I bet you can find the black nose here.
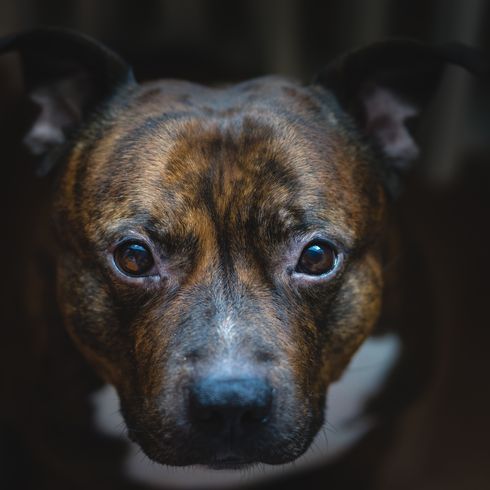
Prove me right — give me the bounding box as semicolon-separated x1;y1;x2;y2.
189;377;273;437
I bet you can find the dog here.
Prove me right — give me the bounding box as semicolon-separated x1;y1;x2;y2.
0;27;485;487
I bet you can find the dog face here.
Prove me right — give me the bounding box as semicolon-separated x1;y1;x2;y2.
53;77;385;466
3;28;481;468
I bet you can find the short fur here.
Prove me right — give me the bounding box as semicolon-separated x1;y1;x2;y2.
1;28;484;473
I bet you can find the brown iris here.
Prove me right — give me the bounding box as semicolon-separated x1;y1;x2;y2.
296;241;336;276
114;241;154;276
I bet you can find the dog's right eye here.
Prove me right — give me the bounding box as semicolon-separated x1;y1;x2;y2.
114;241;155;277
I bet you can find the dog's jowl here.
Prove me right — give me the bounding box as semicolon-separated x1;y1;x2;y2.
1;28;484;471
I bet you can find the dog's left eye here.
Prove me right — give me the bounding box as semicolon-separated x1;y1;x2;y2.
114;241;155;277
296;241;337;276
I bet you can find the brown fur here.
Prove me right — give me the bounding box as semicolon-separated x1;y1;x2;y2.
51;75;386;466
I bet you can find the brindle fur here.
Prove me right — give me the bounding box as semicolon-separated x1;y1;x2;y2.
52;76;385;465
5;29;481;474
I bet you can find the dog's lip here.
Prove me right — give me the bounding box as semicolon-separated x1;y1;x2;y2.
207;455;253;470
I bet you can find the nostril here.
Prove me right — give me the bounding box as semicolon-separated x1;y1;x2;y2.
189;377;273;436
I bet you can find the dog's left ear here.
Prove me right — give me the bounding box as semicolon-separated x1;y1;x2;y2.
314;40;487;194
0;27;135;175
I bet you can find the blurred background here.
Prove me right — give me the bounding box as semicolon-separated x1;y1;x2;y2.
0;1;488;490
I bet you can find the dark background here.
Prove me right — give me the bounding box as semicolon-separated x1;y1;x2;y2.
0;1;489;489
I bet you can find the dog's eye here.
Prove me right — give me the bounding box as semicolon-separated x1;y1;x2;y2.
296;241;337;276
114;241;155;276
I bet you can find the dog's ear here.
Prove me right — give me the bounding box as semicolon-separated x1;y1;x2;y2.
314;40;487;194
0;27;135;175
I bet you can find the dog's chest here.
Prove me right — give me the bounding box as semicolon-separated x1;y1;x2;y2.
91;333;400;488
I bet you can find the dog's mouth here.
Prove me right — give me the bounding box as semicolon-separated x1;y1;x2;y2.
118;379;323;468
125;415;315;469
118;366;323;468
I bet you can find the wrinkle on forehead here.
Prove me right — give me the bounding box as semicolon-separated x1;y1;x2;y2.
60;77;384;257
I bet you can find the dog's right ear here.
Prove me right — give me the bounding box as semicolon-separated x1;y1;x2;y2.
0;27;135;175
314;40;488;196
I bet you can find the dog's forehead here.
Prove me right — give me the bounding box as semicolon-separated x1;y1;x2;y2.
129;75;328;114
61;76;383;247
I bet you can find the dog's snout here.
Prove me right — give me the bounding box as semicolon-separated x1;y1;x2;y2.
189;377;273;437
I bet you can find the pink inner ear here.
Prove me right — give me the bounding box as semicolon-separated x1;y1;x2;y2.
23;74;90;155
361;85;420;169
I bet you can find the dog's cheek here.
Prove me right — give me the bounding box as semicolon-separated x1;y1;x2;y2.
56;255;137;392
276;252;383;457
323;252;384;381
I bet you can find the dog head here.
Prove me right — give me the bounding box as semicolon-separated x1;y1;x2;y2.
3;28;483;468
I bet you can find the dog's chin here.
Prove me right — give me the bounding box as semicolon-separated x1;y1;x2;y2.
205;456;256;470
156;453;302;469
124;402;322;469
203;448;307;469
131;431;311;469
138;445;303;469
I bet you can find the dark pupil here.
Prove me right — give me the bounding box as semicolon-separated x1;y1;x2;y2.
116;243;153;275
298;243;335;275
